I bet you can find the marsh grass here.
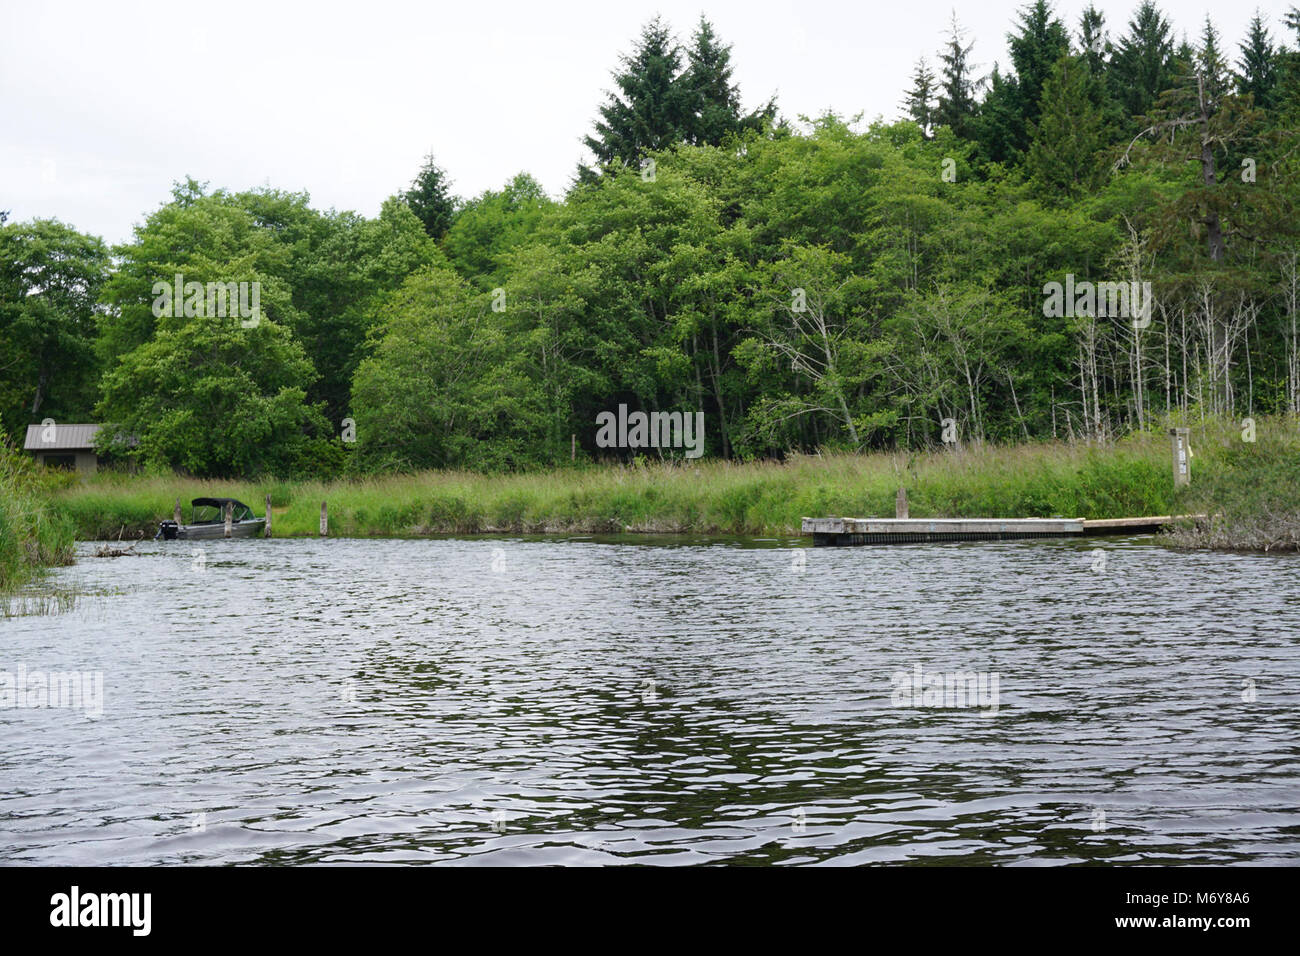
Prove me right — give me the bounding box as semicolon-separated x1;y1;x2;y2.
53;433;1186;539
0;440;76;589
1165;418;1300;552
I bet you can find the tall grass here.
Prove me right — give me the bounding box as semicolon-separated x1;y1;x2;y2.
1166;417;1300;551
0;440;75;588
53;433;1178;539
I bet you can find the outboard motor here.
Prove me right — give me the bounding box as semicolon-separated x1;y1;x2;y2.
157;519;179;540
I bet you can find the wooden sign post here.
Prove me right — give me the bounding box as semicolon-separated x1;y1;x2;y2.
1169;427;1191;486
320;501;328;537
174;498;183;525
896;487;909;519
224;501;233;538
265;494;273;538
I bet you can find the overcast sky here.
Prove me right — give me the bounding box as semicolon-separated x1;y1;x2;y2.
2;0;1292;245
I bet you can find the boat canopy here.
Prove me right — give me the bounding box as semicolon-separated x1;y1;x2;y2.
191;498;255;522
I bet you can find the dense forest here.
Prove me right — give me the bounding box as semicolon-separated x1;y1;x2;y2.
3;2;1299;477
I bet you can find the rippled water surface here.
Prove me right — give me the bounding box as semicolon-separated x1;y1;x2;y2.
3;535;1299;865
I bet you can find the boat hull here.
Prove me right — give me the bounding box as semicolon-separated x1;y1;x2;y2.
177;520;266;540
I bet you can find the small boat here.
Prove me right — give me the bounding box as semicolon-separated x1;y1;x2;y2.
157;498;266;540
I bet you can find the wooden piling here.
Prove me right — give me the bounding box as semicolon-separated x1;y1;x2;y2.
571;434;575;461
174;498;182;525
320;500;328;537
265;494;272;538
896;487;909;519
224;501;233;538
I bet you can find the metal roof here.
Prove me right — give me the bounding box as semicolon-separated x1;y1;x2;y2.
23;423;101;451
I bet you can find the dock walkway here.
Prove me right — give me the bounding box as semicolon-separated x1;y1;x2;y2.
802;515;1187;545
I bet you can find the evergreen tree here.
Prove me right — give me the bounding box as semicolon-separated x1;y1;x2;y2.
581;17;690;177
976;66;1021;164
1276;7;1300;115
680;17;775;147
1237;13;1278;109
935;12;980;139
403;153;456;239
1027;54;1105;198
1079;4;1109;72
1112;0;1176;119
1197;16;1231;104
978;0;1069;164
1007;1;1070;142
1076;5;1127;139
902;57;937;138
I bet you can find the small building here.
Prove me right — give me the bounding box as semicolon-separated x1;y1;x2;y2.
24;423;102;474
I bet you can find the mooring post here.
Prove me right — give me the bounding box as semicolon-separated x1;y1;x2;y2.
265;494;272;538
1169;427;1191;486
224;501;233;538
896;487;909;519
320;500;328;537
174;498;182;526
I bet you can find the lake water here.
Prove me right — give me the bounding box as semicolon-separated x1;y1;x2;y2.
2;535;1298;865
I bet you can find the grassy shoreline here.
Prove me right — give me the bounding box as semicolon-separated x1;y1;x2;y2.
32;418;1300;554
40;418;1300;554
53;435;1178;540
38;418;1300;551
0;442;75;589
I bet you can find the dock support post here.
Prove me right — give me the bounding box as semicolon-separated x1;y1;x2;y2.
224;501;233;538
320;500;328;537
896;487;909;519
174;498;182;525
1169;427;1191;486
265;494;272;538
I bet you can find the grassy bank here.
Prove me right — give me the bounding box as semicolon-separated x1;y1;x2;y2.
1164;424;1300;552
54;434;1181;540
0;441;75;588
18;417;1296;553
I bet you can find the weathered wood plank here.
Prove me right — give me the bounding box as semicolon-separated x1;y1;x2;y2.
802;513;1205;545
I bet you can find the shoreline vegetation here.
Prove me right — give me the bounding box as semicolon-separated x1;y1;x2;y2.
0;441;74;589
40;418;1300;552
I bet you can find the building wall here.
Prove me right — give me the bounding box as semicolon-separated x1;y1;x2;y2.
33;451;98;474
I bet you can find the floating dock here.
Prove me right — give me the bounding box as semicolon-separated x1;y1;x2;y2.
802;515;1187;545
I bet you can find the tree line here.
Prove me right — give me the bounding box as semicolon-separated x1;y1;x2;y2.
2;3;1298;477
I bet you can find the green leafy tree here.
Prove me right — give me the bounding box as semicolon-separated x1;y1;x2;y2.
443;173;553;289
96;311;331;477
97;181;297;368
0;219;109;438
290;196;438;424
350;265;546;470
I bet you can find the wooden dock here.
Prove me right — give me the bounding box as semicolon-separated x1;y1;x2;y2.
802;515;1190;545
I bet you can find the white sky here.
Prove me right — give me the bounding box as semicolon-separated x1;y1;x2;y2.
2;0;1292;245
